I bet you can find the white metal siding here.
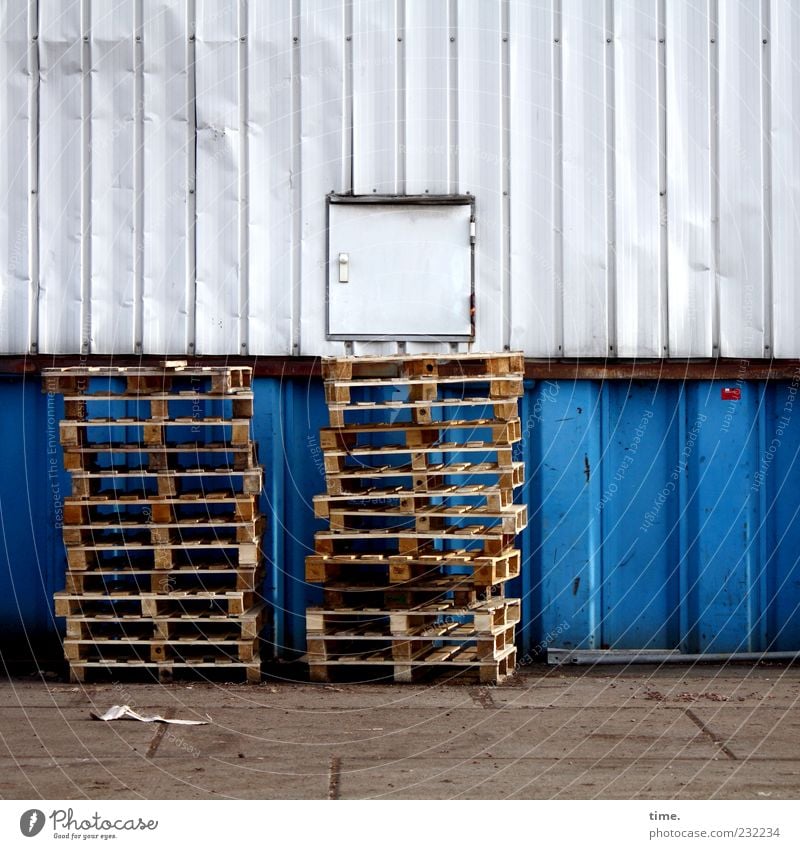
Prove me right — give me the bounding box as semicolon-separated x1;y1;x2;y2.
1;0;799;358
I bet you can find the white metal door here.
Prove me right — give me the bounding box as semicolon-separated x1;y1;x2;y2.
327;200;473;340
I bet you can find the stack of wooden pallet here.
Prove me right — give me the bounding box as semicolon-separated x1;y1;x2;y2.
44;364;266;683
305;352;526;683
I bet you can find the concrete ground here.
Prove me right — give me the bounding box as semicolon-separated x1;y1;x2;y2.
1;663;799;800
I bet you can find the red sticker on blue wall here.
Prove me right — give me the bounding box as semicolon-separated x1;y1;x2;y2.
721;387;741;401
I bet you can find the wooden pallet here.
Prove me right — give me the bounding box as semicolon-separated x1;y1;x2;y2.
64;635;261;663
314;528;518;558
317;583;485;610
43;364;252;396
328;399;520;427
66;658;262;684
64;539;263;571
64;603;268;640
319;418;521;448
313;484;517;511
308;620;515;662
322;352;524;381
61;396;254;423
62;515;264;544
305;548;521;587
325;503;528;532
322;448;516;476
69;467;262;498
324;461;524;496
63;493;260;524
307;645;517;684
307;598;521;634
62;442;259;472
64;564;264;594
55;589;257;618
60;418;252;448
325;376;523;405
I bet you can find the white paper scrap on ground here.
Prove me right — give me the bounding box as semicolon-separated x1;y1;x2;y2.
90;705;210;725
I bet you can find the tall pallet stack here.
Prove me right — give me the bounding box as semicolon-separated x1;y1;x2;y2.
44;364;266;683
305;352;526;684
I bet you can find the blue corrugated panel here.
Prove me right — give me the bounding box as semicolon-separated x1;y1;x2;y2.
1;375;799;659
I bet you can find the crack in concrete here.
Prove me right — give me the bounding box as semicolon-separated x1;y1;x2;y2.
685;708;737;760
328;755;342;799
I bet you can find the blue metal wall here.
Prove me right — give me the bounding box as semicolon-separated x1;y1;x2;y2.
2;375;799;659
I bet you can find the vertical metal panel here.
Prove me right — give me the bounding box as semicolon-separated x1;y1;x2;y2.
765;373;800;650
38;0;84;353
141;0;191;354
352;0;399;195
718;1;767;358
0;0;32;353
769;0;800;359
561;0;610;357
0;381;66;645
8;0;800;358
613;0;663;357
246;2;293;354
298;0;346;356
599;384;681;648
508;0;558;356
666;0;713;357
686;383;760;652
534;381;602;649
194;0;241;354
88;1;136;353
405;0;449;194
457;0;504;352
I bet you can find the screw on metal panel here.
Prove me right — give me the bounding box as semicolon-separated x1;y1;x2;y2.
293;36;299;43
606;37;612;43
189;35;195;41
554;38;559;43
659;37;664;43
397;36;402;41
83;35;89;41
31;35;37;41
763;39;768;44
450;36;455;42
346;35;351;41
240;36;246;42
502;36;508;42
136;35;142;42
710;38;715;43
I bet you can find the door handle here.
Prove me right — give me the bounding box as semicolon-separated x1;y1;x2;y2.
338;252;349;283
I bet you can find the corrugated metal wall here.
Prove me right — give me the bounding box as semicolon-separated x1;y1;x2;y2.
2;0;800;358
3;375;799;657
